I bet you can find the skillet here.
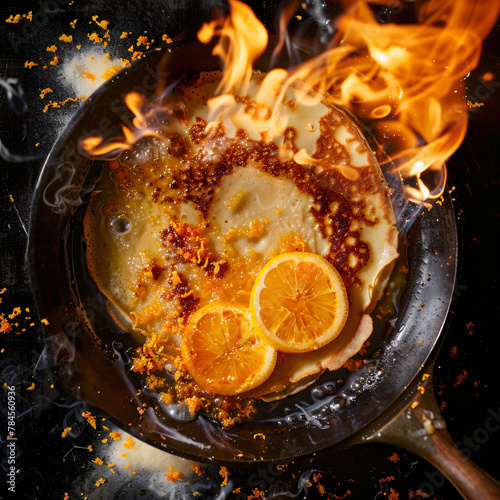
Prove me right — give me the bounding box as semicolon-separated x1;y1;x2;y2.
28;39;500;498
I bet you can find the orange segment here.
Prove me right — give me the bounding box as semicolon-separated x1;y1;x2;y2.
181;302;277;396
250;252;349;353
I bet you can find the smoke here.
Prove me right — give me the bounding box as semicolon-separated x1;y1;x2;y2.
0;78;43;164
41;160;96;214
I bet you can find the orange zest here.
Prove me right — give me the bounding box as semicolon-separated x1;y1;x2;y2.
181;302;277;395
250;252;349;353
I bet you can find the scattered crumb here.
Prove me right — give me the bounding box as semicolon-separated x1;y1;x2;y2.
61;427;72;438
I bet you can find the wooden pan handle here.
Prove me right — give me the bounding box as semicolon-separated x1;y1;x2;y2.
366;374;500;499
422;425;500;499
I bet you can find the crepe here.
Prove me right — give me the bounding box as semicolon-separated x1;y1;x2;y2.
83;71;398;400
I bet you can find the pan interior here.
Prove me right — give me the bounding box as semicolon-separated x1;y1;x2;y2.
29;41;457;464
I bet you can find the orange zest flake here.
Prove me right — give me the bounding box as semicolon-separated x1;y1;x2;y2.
95;477;106;487
344;358;364;371
131;51;144;61
159;392;173;405
70;19;77;28
191;465;205;476
46;45;57;52
388;452;400;463
50;56;59;66
40;88;53;99
63;492;69;500
120;31;129;39
26;382;35;390
5;14;21;23
165;467;183;482
123;436;135;449
88;32;103;43
8;307;21;319
388;488;399;500
219;466;230;487
92;457;103;465
162;34;173;43
92;15;110;30
24;61;38;69
101;66;120;80
467;100;485;108
101;438;108;443
42;96;88;113
59;34;73;42
87;445;93;451
109;431;121;441
454;369;468;387
83;70;96;82
380;476;396;483
312;473;326;495
1;315;12;334
61;426;71;438
136;36;154;48
82;411;97;429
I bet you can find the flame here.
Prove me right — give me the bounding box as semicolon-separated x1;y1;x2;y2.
81;0;499;203
198;0;268;95
81;92;167;159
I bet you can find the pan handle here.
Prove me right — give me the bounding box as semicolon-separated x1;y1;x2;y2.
366;374;500;499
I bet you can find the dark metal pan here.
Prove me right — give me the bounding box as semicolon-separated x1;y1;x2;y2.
28;39;500;498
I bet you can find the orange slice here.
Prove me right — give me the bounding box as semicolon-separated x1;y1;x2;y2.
181;302;277;396
250;252;349;353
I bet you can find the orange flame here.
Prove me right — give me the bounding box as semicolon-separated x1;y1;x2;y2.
82;0;499;203
81;92;166;159
196;0;498;202
198;0;268;95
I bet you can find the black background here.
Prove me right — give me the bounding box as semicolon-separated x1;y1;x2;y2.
1;1;499;499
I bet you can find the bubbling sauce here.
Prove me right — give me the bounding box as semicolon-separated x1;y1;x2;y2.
83;71;398;426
